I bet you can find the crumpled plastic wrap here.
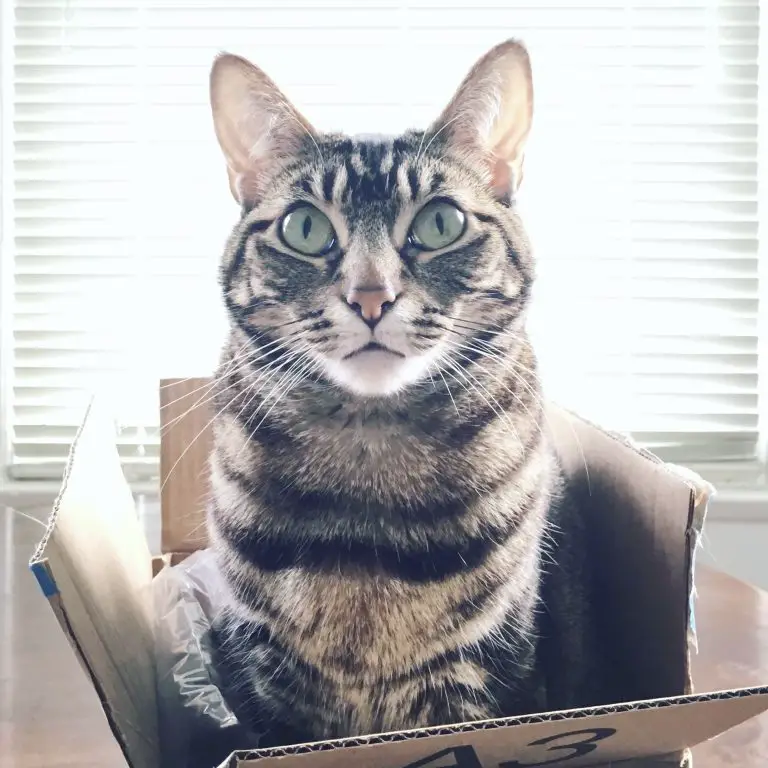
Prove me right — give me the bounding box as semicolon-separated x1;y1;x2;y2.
152;548;262;768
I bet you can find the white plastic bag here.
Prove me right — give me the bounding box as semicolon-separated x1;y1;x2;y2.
152;548;262;768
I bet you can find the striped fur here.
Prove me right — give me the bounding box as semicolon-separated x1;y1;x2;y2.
205;41;610;748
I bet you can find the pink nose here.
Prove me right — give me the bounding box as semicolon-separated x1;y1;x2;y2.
345;285;398;327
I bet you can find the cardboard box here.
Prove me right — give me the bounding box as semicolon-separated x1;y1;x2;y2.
29;378;768;768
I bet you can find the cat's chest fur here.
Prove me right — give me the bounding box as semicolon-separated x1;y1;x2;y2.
209;401;552;740
214;561;538;740
294;401;443;478
214;397;532;514
237;536;537;678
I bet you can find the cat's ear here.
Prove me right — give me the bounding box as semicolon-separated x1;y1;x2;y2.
209;53;316;205
429;39;533;199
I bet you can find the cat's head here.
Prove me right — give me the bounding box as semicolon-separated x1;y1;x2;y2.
209;40;535;398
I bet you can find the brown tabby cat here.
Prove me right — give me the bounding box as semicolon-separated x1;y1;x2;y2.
206;39;611;750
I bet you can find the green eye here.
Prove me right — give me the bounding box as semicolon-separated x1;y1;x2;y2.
409;200;466;251
280;205;336;256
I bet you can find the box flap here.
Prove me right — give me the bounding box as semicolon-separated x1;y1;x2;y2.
226;687;768;767
545;406;701;701
159;377;214;554
29;398;161;768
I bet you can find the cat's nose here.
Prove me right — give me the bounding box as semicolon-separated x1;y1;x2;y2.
344;284;398;328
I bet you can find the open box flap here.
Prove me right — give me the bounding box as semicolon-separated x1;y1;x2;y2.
544;404;705;702
223;687;768;767
29;398;161;768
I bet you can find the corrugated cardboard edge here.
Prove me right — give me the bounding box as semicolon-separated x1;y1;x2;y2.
225;756;690;768
29;397;161;768
28;397;91;567
224;753;694;767
222;688;768;767
668;463;715;661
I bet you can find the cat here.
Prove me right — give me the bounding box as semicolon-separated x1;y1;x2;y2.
205;39;612;749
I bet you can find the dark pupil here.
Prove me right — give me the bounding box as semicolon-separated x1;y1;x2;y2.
435;211;444;235
302;214;312;239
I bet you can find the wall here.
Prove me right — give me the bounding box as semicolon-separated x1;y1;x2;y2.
698;520;768;590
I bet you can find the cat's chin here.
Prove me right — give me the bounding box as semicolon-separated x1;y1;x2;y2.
323;351;431;397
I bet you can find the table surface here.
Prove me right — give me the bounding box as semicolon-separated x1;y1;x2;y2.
2;504;768;767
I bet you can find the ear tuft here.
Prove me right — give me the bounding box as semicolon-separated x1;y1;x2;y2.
429;39;534;199
209;52;315;205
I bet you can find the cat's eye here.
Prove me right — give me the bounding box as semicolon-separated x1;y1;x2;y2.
409;200;466;251
280;205;336;256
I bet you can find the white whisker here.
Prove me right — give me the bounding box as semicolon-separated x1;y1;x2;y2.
160;333;308;438
433;364;460;417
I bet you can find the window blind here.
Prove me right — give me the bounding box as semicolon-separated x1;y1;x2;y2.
4;0;762;483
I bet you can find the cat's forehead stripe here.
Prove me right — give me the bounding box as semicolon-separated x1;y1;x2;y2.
332;163;349;206
302;132;438;211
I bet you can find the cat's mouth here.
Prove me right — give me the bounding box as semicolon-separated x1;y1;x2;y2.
343;341;405;360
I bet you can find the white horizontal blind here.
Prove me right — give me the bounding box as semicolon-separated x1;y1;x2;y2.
5;0;762;482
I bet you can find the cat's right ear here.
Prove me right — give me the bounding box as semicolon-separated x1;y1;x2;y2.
428;40;534;200
209;53;315;206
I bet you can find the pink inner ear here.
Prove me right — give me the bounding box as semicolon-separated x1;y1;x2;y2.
226;97;310;205
233;167;267;207
426;41;533;201
210;52;318;206
489;155;514;198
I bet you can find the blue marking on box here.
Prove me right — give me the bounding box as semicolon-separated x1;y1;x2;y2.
30;561;59;598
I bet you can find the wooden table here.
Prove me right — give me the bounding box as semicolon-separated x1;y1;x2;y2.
1;505;767;767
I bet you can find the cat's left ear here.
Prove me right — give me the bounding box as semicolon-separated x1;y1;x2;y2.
209;52;316;206
429;39;533;199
